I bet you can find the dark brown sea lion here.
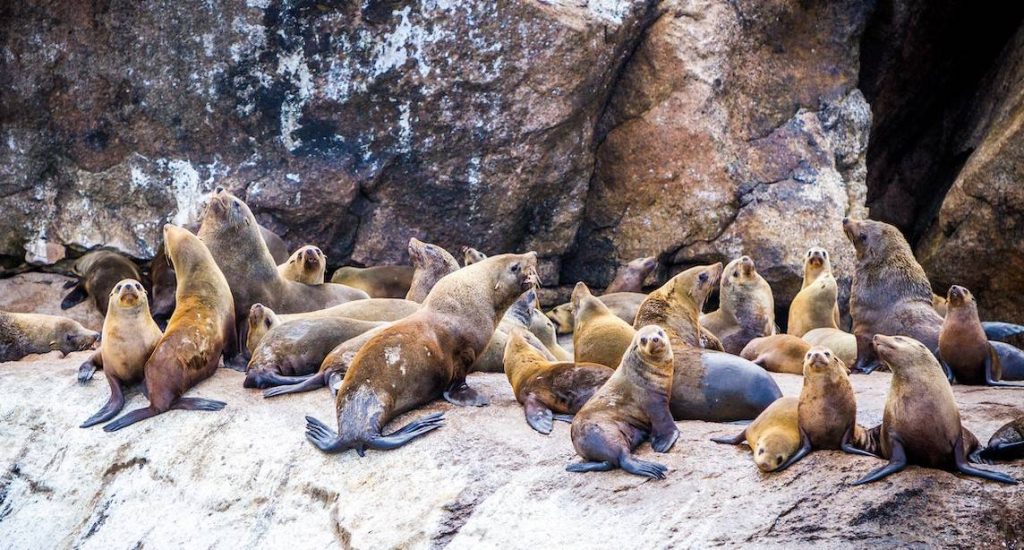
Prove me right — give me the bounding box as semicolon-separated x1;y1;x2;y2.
303;252;539;455
406;238;461;302
503;328;613;434
972;416;1024;462
787;247;840;337
330;265;414;299
102;224;235;432
61;250;141;317
605;256;657;294
851;334;1016;485
278;245;326;285
701;256;775;354
79;279;163;428
0;311;98;363
939;285;1024;387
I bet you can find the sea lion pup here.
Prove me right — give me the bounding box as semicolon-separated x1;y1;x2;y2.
634;263;782;422
0;311;98;363
503;328;613;434
330;265;414;299
701;256;775;354
740;334;810;375
277;245;326;285
851;334;1017;485
801;327;856;367
243;317;384;389
787;247;839;337
303;252;539;456
712;397;801;472
566;325;678;479
79;280;162;427
197;188;368;363
61;250;141;317
605;256;657;294
102;225;234;432
462;246;487;266
406;238;460;302
842;218;943;374
972;416;1024;462
572;283;636;369
939;285;1024;387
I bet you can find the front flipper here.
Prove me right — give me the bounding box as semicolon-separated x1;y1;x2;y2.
851;335;880;374
852;434;907;485
77;352;103;384
444;380;489;407
954;434;1018;484
985;344;1024;388
103;406;161;432
938;355;955;384
619;454;668;480
646;391;679;453
171;397;226;411
61;284;88;310
80;375;126;428
711;430;747;445
523;393;554;434
776;429;813;472
842;425;881;458
367;412;446;451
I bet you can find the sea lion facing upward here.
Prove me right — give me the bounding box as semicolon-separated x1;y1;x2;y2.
842;218;943;374
278;245;326;285
102;224;235;432
939;285;1024;387
304;253;539;456
572;283;636;369
740;334;810;375
605;256;657;294
470;288;557;373
0;311;98;363
567;325;678;479
701;256;775;355
787;247;840;337
852;334;1016;485
407;238;460;302
972;416;1024;462
800;328;857;368
61;250;141;317
330;265;414;299
462;246;487;266
528;306;572;361
79;280;163;428
546;292;646;335
503;328;613;434
634;263;782;422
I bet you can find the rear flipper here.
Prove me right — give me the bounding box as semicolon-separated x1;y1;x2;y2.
524;394;554;434
552;414;574;424
243;370;313;389
305;415;347;454
852;434;907;485
566;461;614;473
711;430;747;445
776;430;812;472
103;406;162;432
985;344;1024;388
983;321;1024;342
619;454;668;480
954;435;1018;484
366;412;446;451
80;375;126;428
263;373;325;398
443;380;489;407
938;357;955;384
77;352;102;384
171;397;226;411
61;284;88;310
981;441;1024;462
223;353;248;373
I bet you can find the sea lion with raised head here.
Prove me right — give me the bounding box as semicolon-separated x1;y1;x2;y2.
0;311;98;363
572;282;636;369
330;265;415;299
701;256;775;354
546;292;646;335
61;250;141;317
406;238;460;302
787;247;840;337
940;285;1024;386
278;245;326;285
462;246;487;266
470;288;557;373
605;256;657;294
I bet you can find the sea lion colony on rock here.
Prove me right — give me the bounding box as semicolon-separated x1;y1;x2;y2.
3;189;1024;485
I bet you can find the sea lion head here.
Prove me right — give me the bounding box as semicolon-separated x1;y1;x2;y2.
546;303;574;334
946;285;976;310
842;218;906;263
753;434;794;472
298;245;325;271
660;262;724;310
634;325;672;365
462;246;487;266
802;346;845;377
108;278;149;312
247;303;277;333
872;334;932;374
622;255;658;282
51;320;100;354
506;288;539;328
409;238;459;274
570;281;593;312
804;247;831;272
203;188;253;229
723;256;759;288
493;252;540;296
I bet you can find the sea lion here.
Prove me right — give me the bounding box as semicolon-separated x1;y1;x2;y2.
572;282;636;369
546;292;646;335
740;334;810;375
566;325;678;479
462;246;487;266
842;218;943;374
197;188;368;363
701;256;775;354
61;250;141;317
471;288;557;373
939;285;1024;386
277;245;326;285
787;247;840;337
529;307;572;361
102;224;235;432
303;252;539;456
243;317;384;389
503;328;613;434
0;311;98;363
992;341;1024;381
801;327;857;367
972;416;1024;462
330;265;414;299
932;293;948;317
605;256;657;294
634;263;782;422
851;334;1016;485
407;238;461;302
79;280;163;428
712;397;801;472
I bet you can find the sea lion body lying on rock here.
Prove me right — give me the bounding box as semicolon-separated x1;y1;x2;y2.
0;311;98;362
701;256;775;355
800;328;856;368
546;292;646;334
852;334;1016;485
303;253;539;456
503;329;613;434
572;283;636;369
740;334;810;375
939;285;1024;387
787;247;839;337
278;245;326;285
61;250;141;317
605;256;657;294
567;326;678;479
973;417;1024;462
634;263;782;422
714;397;801;472
330;265;414;299
102;224;234;432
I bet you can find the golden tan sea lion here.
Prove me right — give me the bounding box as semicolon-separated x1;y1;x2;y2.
787;247;839;337
701;256;775;354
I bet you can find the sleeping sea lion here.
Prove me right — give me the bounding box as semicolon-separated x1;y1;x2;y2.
330;265;415;299
0;311;98;363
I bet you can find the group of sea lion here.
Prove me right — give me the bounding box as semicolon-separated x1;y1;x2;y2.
2;189;1023;484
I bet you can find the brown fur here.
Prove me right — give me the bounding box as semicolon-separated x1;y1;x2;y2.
572;283;636;369
278;245;326;285
0;311;98;362
330;265;414;299
62;250;141;317
545;292;646;334
740;334;810;375
605;256;657;294
406;238;460;302
701;256;775;354
787;247;840;337
729;397;801;472
939;285;1005;385
799;347;864;449
471;288;556;373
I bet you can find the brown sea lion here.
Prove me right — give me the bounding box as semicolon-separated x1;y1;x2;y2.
740;334;810;375
278;245;326;285
330;265;414;299
572;283;636;369
701;256;775;355
972;416;1024;462
787;247;840;337
566;325;678;479
461;246;487;266
0;311;98;363
79;279;163;428
605;256;657;294
61;250;142;317
102;224;235;432
712;397;801;472
800;327;857;367
407;238;461;302
529;307;572;361
939;285;1024;387
634;263;782;422
851;334;1016;485
842;218;943;374
303;252;539;455
471;288;557;373
503;328;613;434
546;291;646;335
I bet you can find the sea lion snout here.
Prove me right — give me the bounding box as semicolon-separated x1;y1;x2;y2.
804;347;832;370
636;326;670;360
947;285;969;306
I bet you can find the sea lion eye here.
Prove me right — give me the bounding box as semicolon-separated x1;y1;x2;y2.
511;263;520;273
699;273;708;283
115;284;122;293
233;200;241;209
264;319;272;328
640;337;648;346
859;234;868;243
824;351;831;358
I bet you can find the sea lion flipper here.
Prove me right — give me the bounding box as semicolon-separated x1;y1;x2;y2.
523;394;554;434
647;393;680;453
80;376;126;429
368;412;446;451
304;415;347;453
171;397;226;411
619;455;668;480
841;425;880;458
852;435;907;485
443;380;490;407
938;356;955;384
953;434;1018;484
263;373;326;399
711;430;747;445
776;430;813;472
566;461;614;473
60;284;88;310
552;414;574;424
102;407;160;432
63;278;79;290
982;321;1024;342
77;352;102;384
984;344;1024;387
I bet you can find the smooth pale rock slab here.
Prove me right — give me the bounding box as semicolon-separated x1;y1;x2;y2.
1;353;1022;548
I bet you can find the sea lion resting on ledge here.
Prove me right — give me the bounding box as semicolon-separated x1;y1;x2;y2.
0;311;98;363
